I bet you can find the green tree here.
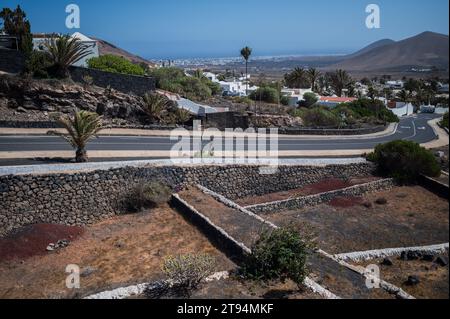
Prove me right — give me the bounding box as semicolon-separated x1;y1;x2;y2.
284;67;309;89
58;111;103;163
43;35;92;78
307;68;321;92
329;69;352;97
299;92;318;108
0;5;33;55
240;46;252;94
396;89;413;103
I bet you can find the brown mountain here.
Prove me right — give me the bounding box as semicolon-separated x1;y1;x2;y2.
91;37;157;68
331;31;449;72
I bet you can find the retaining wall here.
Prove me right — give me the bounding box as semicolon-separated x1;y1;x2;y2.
246;178;395;214
0;163;374;236
69;66;156;96
0;49;25;74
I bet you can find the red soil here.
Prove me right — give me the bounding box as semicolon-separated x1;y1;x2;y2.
0;224;84;262
328;196;364;208
299;178;353;196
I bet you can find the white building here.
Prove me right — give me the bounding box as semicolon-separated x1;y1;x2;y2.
32;32;99;67
281;88;314;107
387;102;414;117
385;80;404;89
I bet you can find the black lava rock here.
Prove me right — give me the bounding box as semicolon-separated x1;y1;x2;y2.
405;276;420;286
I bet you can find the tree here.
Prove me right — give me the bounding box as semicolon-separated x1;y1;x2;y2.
0;5;33;54
142;93;171;123
397;89;413;103
307;68;321;92
299;92;318;108
367;86;379;102
43;35;92;78
284;67;309;89
329;69;352;97
240;46;252;94
59;111;103;163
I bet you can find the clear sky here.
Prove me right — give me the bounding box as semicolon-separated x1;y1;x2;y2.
1;0;449;59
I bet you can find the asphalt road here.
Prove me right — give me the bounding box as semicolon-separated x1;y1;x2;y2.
0;114;440;154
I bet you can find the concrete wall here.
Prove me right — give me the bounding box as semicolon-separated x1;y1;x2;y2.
69;66;156;96
0;163;374;236
0;49;25;74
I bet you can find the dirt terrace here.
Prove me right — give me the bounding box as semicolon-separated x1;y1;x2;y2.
356;252;449;299
0;205;234;299
263;186;449;255
236;177;380;206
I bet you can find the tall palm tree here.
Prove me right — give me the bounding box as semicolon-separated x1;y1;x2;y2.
307;68;322;92
43;34;92;78
142;93;171;122
59;111;103;163
240;46;252;94
330;69;352;97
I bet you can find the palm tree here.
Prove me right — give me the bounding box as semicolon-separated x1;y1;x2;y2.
285;67;308;89
43;34;92;78
330;69;352;97
307;68;322;92
59;111;103;163
142;93;171;122
240;46;252;94
397;89;413;103
175;108;192;125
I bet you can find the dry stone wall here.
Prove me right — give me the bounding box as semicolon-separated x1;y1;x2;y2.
0;163;374;236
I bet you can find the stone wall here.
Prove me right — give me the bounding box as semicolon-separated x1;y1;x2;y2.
246;178;395;214
0;49;25;74
0;163;374;236
69;66;156;96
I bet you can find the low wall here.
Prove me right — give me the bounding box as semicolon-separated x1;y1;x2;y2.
278;125;387;136
0;163;374;236
69;66;156;96
246;178;395;214
0;49;25;74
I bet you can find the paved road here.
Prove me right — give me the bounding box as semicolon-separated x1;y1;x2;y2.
0;114;440;154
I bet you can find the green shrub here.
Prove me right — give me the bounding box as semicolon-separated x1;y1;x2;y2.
440;112;449;129
242;225;314;286
87;54;145;76
298;92;318;108
122;181;172;213
249;87;279;104
367;140;441;184
24;50;52;78
336;99;399;124
301;107;342;128
162;254;216;297
148;67;219;101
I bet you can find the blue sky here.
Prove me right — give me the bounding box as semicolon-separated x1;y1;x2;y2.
1;0;449;59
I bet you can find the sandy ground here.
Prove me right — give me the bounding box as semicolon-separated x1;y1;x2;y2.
263;186;449;255
356;253;449;299
0;205;234;299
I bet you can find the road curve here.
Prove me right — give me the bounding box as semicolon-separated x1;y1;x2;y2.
0;114;444;165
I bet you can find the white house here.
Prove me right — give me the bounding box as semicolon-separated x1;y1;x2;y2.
32;32;99;67
387;102;414;117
